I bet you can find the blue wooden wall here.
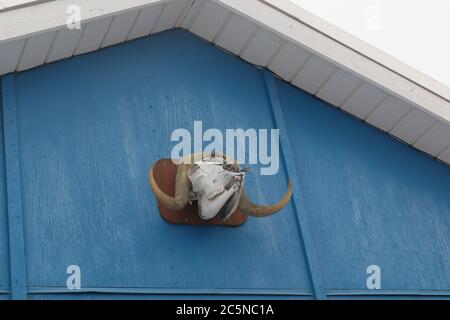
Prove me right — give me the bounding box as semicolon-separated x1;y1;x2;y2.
0;29;449;299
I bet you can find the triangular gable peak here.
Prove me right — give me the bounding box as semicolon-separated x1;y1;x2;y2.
0;0;449;166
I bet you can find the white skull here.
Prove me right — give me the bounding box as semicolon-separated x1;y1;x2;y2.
188;155;244;220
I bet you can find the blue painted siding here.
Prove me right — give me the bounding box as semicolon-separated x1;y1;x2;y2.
10;30;312;295
278;79;450;292
0;29;449;299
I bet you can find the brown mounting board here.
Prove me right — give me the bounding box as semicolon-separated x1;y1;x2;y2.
152;159;247;227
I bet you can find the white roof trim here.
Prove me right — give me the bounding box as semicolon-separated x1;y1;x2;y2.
0;0;164;41
260;0;450;103
0;0;449;166
219;0;450;123
0;0;52;13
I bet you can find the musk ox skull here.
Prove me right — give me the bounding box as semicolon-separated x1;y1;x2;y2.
148;153;292;220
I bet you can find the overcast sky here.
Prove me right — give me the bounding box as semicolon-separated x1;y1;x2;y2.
290;0;450;88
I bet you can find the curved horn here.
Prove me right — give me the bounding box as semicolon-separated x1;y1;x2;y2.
148;162;191;211
238;182;293;217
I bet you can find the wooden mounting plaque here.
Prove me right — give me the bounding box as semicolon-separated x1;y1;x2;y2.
152;159;247;227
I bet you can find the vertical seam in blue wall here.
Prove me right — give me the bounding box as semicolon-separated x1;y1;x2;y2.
262;70;326;300
1;74;27;300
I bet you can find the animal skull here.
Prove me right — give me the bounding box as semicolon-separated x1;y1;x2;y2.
148;153;292;221
188;155;244;220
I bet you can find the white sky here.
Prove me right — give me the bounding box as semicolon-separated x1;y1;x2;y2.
290;0;450;88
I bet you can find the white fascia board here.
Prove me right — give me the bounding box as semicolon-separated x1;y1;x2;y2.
0;1;52;13
260;0;450;103
0;0;167;42
216;0;450;125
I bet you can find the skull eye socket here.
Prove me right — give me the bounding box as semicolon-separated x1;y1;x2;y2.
190;164;200;175
224;178;236;191
218;196;235;220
